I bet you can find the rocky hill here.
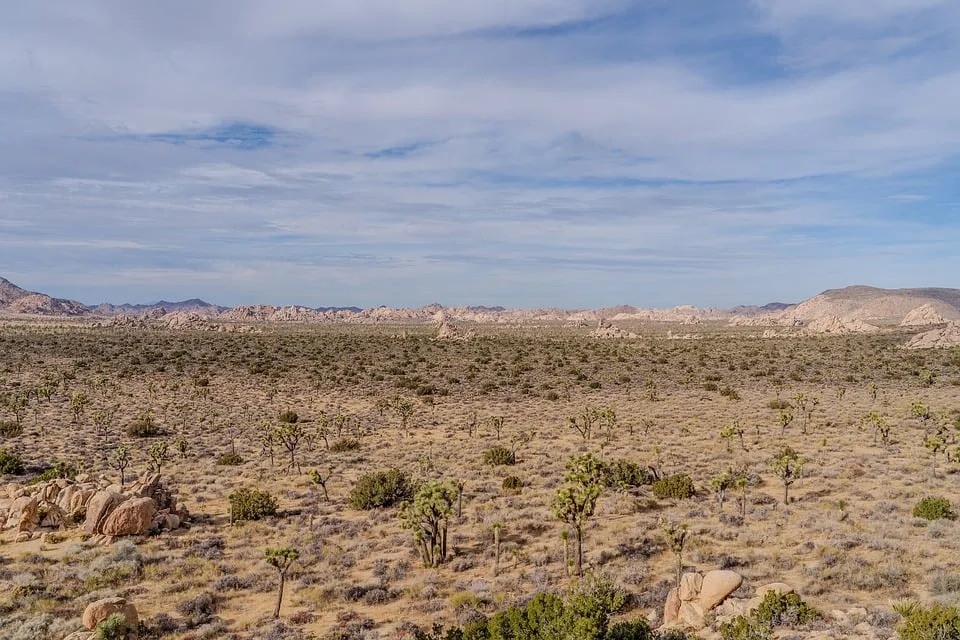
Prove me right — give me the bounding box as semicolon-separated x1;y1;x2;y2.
0;277;89;316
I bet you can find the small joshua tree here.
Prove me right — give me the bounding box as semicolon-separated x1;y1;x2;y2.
778;410;794;436
175;438;188;459
770;446;805;505
925;430;947;479
265;547;299;618
273;420;305;474
486;415;505;441
392;395;416;436
598;406;617;439
113;445;130;488
69;391;90;425
660;517;689;588
553;453;606;576
309;465;335;502
148;441;170;476
568;406;600;440
398;480;458;567
710;471;735;512
861;412;892;446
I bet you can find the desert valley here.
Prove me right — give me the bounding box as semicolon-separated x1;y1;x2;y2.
1;276;960;640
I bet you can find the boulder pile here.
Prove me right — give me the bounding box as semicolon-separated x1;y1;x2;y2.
1;472;188;543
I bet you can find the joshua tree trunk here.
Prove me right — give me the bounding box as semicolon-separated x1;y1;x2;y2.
574;526;583;577
675;552;683;588
273;572;286;618
493;526;501;576
783;482;789;505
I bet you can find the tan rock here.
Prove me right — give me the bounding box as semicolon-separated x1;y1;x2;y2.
679;601;706;628
9;495;38;529
700;570;743;610
82;491;125;534
164;514;181;530
754;582;794;599
40;503;67;528
663;588;681;626
82;597;138;634
5;483;24;500
678;572;703;601
57;485;79;511
101;497;156;536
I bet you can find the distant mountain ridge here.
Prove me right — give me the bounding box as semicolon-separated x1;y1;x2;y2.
3;276;959;328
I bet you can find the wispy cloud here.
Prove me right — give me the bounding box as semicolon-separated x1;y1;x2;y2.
0;1;958;307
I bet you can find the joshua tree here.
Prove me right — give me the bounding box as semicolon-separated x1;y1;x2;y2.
794;393;820;434
924;430;947;478
660;518;689;588
734;470;750;518
710;471;735;512
273;420;305;474
265;547;299;618
113;445;130;488
568;406;600;441
148;441;170;476
560;529;571;577
778;410;794;436
69;392;90;425
598;406;617;439
493;523;504;577
483;415;504;441
553;453;606;576
465;411;479;438
861;412;892;446
770;446;805;505
392;395;416;436
308;465;335;502
398;480;458;567
175;438;188;459
719;422;745;452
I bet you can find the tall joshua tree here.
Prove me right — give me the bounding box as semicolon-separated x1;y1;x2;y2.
553;453;605;576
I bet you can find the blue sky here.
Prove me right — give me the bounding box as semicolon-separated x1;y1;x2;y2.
1;0;959;309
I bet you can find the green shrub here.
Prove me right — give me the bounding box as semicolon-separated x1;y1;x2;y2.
278;410;299;424
914;496;957;521
483;446;516;466
28;460;77;485
501;476;523;494
751;590;819;627
126;411;164;437
0;449;25;475
331;438;361;452
348;469;417;510
216;452;244;466
606;619;656;639
895;602;960;640
718;615;772;640
0;420;23;438
652;474;695;500
96;613;134;640
606;459;653;489
228;487;278;523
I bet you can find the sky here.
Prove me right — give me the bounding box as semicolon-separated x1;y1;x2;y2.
1;0;959;309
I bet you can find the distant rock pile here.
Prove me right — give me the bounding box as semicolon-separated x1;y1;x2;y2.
95;310;257;333
591;319;638;339
801;316;879;335
904;321;960;349
2;472;188;543
900;303;948;327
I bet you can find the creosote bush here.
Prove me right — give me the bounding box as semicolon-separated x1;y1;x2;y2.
0;420;23;438
216;452;244;466
652;474;695;500
228;487;279;523
483;446;516;466
606;459;653;489
751;590;820;627
126;411;165;438
348;468;417;510
28;460;77;485
894;602;960;640
501;476;523;494
0;448;26;475
913;496;957;521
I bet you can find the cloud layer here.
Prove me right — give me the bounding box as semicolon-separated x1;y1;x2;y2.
1;1;958;307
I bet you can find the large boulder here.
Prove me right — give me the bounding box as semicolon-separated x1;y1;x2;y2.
82;597;138;635
678;601;705;628
101;497;156;536
83;491;125;534
700;570;743;611
663;588;680;626
9;495;38;531
678;572;703;601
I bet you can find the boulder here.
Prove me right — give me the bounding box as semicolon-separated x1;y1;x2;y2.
678;572;703;601
9;495;38;530
754;582;794;599
663;588;681;626
101;497;156;536
57;485;79;511
700;570;743;610
679;601;705;628
40;503;68;528
83;491;125;534
82;597;138;635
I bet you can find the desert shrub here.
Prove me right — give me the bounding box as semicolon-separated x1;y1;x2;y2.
96;613;133;640
766;399;791;410
501;476;523;494
720;386;741;400
913;496;957;521
652;474;695;500
278;410;299;424
348;469;416;510
0;449;25;475
606;619;656;639
228;487;278;522
0;420;23;438
216;452;243;466
718;615;772;640
176;592;219;628
126;412;164;438
331;438;361;452
751;590;819;627
483;446;516;466
895;602;960;640
28;460;77;485
606;460;653;489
